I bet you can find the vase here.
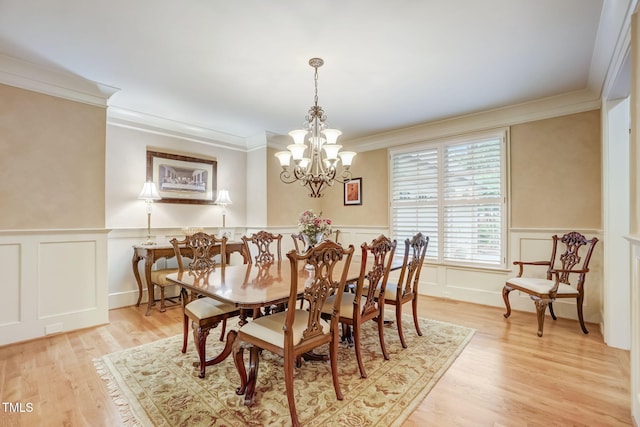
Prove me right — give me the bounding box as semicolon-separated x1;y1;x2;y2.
302;232;325;251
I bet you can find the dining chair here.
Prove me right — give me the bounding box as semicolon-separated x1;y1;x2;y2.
170;232;241;378
291;232;306;254
233;240;355;427
503;231;598;337
383;232;429;348
321;234;396;378
242;230;283;264
149;266;180;312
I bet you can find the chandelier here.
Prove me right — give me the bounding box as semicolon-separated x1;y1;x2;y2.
275;58;356;198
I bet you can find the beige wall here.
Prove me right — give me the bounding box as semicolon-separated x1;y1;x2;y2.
510;110;602;229
320;148;388;226
0;84;106;229
267;146;322;225
266;147;388;227
268;111;602;230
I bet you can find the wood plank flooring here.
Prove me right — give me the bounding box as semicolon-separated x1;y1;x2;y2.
0;296;632;426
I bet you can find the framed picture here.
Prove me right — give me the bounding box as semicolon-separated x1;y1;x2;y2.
344;177;362;205
146;150;217;204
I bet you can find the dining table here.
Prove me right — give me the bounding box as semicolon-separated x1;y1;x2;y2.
166;256;403;370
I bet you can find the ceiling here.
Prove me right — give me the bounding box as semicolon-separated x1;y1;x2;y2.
0;1;632;147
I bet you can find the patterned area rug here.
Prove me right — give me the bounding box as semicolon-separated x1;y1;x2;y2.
95;315;474;426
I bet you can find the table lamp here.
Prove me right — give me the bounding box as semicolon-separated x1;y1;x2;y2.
138;181;161;244
214;189;232;228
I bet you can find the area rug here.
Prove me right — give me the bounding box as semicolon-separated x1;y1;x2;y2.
95;315;474;426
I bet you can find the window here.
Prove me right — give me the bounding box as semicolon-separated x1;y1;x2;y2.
390;129;507;269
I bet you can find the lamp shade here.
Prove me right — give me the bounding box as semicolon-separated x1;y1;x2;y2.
322;129;342;144
275;151;292;167
339;151;357;167
214;189;232;206
288;129;308;145
138;181;161;201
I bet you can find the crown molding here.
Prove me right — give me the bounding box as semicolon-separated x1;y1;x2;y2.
346;89;601;152
107;106;247;151
0;53;118;107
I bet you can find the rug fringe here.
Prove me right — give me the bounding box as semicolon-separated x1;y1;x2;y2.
93;357;143;427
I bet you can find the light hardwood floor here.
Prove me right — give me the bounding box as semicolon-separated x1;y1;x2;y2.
0;296;632;427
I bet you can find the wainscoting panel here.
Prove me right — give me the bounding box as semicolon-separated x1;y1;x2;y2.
442;266;509;307
38;240;98;318
0;242;21;326
0;230;109;346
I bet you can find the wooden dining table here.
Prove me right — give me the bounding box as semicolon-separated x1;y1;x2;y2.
166;257;403;373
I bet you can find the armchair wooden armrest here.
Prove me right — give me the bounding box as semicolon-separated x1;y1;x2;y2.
512;260;551;277
549;267;590;275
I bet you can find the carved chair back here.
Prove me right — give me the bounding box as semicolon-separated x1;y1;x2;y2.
242;231;282;264
170;232;227;284
285;240;354;345
355;235;397;317
395;232;429;300
546;231;598;292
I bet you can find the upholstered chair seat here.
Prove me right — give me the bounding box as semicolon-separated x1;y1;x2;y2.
149;268;180;312
185;297;238;320
505;277;578;296
321;293;365;321
239;309;330;348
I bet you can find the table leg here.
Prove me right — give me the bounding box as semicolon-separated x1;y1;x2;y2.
244;344;260;405
132;252;143;307
203;329;237;368
144;255;155;316
233;334;248;396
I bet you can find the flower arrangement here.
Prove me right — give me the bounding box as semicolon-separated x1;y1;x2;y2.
298;210;332;246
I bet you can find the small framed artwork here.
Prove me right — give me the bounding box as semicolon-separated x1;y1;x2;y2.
147;150;217;204
344;177;362;206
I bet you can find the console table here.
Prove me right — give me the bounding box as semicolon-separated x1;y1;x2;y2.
132;241;246;316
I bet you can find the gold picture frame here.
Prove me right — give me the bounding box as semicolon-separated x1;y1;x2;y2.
146;150;217;204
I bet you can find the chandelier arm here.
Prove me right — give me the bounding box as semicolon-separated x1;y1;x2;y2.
279;169;299;184
333;169;353;184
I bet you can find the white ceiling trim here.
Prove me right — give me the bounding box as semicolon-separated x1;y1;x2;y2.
346;89;601;152
0;53;118;107
589;0;637;96
107;106;247;151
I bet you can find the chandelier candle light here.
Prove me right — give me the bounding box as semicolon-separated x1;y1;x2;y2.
138;181;161;245
275;58;356;198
